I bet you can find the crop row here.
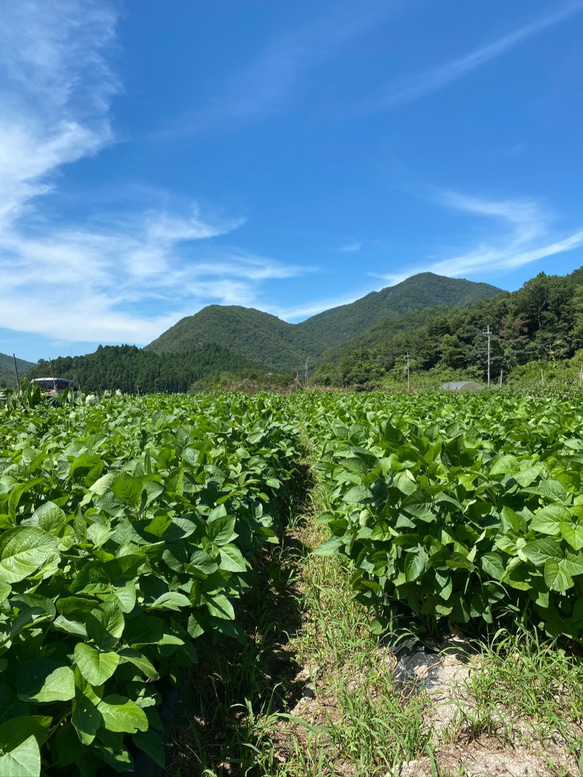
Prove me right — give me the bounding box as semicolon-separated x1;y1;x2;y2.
0;393;301;776
294;392;583;640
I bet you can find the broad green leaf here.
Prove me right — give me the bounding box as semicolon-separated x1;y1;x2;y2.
480;552;505;580
490;455;519;476
32;502;66;533
314;537;345;556
148;592;191;611
527;479;569;502
0;528;59;584
124;616;164;647
513;463;544;487
189;549;219;576
86;600;125;649
87;522;114;547
72;692;102;745
544;558;573;592
205;594;235;620
89;473;116;495
8;480;43;520
404;549;427;582
562;553;583;577
521;538;563;566
97;694;148;734
0;734;40;777
530;505;571;535
0;581;10;604
111;475;143;508
206;515;237;546
341;457;369;475
112;582;137;614
393;471;416;496
219;544;247;572
118;648;159;680
343;485;372;503
133;730;165;768
74;643;120;685
559;523;583;551
17;661;75;703
0;716;51;751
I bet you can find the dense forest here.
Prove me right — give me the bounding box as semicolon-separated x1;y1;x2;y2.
26;344;265;394
298;272;501;347
146;304;324;372
314;268;583;389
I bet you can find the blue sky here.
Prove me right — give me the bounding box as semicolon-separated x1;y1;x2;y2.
1;0;583;362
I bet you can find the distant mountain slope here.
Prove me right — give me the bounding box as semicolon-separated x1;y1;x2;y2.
145;275;503;373
297;273;503;347
146;305;324;373
317;305;451;367
0;352;35;388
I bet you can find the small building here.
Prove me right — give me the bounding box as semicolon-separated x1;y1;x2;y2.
441;380;483;392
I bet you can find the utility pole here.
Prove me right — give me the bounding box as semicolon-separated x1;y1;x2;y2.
405;353;410;393
304;357;309;386
12;354;20;395
484;325;491;389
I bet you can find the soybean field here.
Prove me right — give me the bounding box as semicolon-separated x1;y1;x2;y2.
1;390;583;776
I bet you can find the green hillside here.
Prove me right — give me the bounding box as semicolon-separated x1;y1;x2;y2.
0;352;36;388
145;275;502;373
298;272;503;347
146;305;324;373
314;267;583;389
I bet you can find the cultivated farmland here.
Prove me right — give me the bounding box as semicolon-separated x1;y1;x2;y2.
1;391;583;776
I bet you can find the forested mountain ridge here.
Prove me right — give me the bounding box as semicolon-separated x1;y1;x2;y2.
146;305;324;373
9;268;583;393
297;272;503;347
316;268;583;388
145;274;502;371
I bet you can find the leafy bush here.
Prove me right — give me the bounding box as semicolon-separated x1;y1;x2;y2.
298;392;583;640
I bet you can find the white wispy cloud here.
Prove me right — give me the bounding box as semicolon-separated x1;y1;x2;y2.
363;2;583;111
153;0;400;138
0;0;307;348
0;205;309;343
339;241;362;252
373;191;583;285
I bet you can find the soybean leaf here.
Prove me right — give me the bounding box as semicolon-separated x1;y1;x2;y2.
206;515;237;546
74;644;120;686
133;730;165;768
17;660;75;703
544;559;573;592
111;476;143;508
97;694;148;734
0;734;40;777
219;544;248;573
31;502;66;533
72;693;102;745
148;592;191;612
0;528;59;584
